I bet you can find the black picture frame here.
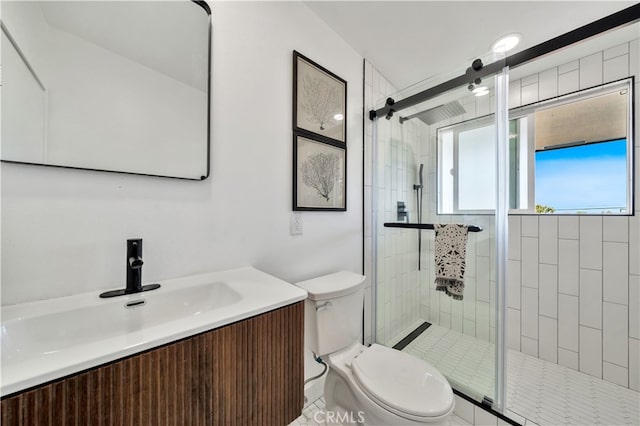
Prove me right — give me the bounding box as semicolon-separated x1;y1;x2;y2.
292;51;348;211
293;133;346;211
293;51;347;145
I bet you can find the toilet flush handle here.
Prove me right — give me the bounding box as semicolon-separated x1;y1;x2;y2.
316;301;332;312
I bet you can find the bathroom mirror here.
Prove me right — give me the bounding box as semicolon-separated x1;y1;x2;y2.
1;0;211;180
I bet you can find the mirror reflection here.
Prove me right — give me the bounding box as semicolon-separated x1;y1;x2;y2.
1;0;210;180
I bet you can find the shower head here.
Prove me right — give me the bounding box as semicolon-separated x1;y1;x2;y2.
399;100;466;125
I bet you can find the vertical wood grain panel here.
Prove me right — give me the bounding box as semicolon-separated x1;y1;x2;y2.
160;347;167;426
211;328;221;425
51;381;65;426
112;361;123;426
77;374;89;426
0;302;303;426
1;393;21;425
66;375;78;426
121;357;131;426
167;345;176;426
23;391;36;426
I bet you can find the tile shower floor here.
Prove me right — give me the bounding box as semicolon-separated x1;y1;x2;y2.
289;397;472;425
403;324;640;426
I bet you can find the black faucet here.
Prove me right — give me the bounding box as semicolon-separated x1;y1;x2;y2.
99;239;161;298
126;239;144;293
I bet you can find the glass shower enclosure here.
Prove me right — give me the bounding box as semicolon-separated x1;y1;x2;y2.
369;58;509;411
366;7;640;424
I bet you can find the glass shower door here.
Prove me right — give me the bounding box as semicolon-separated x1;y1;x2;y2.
370;62;509;410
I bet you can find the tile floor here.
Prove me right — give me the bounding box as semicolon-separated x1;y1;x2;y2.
289;397;473;425
403;324;640;426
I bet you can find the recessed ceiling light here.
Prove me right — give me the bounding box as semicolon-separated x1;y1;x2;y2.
472;86;488;94
475;89;490;97
334;113;344;121
491;34;521;53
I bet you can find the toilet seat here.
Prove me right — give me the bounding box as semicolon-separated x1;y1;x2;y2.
351;344;454;421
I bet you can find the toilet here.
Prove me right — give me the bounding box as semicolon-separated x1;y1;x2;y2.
296;271;455;425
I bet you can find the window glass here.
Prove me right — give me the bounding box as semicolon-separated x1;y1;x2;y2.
458;124;495;210
535;139;628;214
437;79;632;215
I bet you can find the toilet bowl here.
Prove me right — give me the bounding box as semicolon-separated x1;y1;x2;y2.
296;272;454;425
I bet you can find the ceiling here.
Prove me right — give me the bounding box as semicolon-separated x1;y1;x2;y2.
305;1;637;91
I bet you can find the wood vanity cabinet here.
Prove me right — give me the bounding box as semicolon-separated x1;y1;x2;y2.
1;302;304;426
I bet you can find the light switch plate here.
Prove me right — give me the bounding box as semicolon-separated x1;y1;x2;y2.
290;213;303;235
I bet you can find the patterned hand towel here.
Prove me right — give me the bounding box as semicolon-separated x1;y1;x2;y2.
434;224;469;300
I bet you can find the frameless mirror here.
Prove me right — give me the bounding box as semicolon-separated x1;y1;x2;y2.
1;0;211;180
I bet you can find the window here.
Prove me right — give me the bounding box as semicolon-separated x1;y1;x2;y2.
438;117;530;213
437;78;633;215
439;119;498;213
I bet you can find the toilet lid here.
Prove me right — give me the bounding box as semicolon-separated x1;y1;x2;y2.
351;344;454;419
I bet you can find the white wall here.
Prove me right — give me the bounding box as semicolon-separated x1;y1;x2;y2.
1;1;364;386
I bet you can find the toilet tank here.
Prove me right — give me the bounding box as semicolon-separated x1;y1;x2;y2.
295;271;366;356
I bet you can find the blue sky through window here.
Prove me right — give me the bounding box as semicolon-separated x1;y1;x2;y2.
535;139;627;213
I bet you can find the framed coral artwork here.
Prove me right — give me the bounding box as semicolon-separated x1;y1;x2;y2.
292;51;347;211
293;51;346;144
293;135;346;211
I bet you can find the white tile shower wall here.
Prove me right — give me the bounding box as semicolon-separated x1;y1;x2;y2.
506;39;640;390
1;1;364;386
364;60;428;346
415;107;499;344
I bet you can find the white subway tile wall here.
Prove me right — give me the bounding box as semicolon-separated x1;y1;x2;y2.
538;316;558;363
364;61;428;345
558;294;579;353
505;41;639;388
579;326;603;378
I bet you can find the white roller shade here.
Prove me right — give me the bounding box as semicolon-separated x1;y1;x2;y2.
535;89;628;150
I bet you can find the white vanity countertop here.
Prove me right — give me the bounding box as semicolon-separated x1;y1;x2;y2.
0;266;307;396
